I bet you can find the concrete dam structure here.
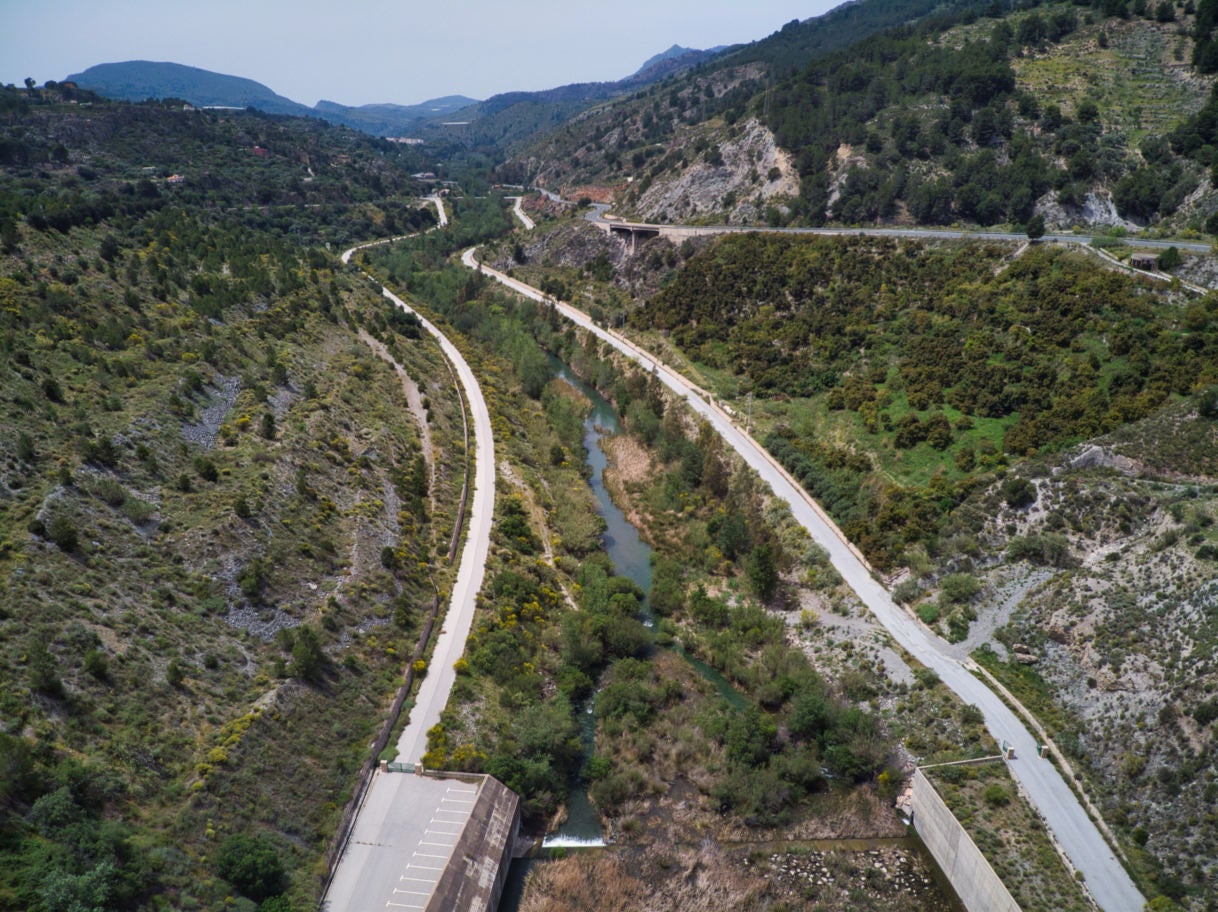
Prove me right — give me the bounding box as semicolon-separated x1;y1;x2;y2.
906;769;1021;912
323;771;519;912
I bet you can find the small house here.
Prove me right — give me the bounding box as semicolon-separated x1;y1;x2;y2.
1130;253;1158;270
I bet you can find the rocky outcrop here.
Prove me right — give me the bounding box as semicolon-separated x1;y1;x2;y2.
632;119;799;224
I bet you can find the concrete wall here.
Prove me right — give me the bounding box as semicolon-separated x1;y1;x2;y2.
425;775;520;912
909;769;1021;912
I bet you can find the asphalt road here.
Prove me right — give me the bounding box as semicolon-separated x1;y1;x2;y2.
325;237;495;911
324;774;474;912
379;280;495;765
339;196;448;266
583;203;1213;252
507;195;535;231
462;247;1145;912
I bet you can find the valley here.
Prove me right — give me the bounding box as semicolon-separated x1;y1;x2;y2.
4;1;1218;910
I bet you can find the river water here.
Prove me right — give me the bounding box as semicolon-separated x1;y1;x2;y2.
544;364;647;846
498;362;641;907
498;360;962;912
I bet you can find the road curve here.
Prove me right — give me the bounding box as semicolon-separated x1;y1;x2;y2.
340;196;448;266
462;247;1144;912
324;241;496;910
507;196;535;231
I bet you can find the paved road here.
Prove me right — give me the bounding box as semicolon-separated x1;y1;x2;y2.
380;280;495;766
462;247;1145;912
325;775;475;912
507;196;534;231
326;235;495;911
583;203;1213;253
340;196;448;266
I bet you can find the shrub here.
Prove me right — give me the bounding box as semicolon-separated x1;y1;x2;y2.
916;602;940;624
1194;698;1218;727
215;833;285;902
291;626;325;683
1007;533;1072;567
1199;386;1218;419
83;649;109;681
48;515;78;552
983;783;1011;806
193;456;218;482
939;573;980;605
1001;476;1036;509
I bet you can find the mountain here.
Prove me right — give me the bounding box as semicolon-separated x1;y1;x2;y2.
66;60;315;116
312;95;477;135
406;44;735;154
633;44;707;74
630;43;729;80
65;61;477;137
515;0;1217;234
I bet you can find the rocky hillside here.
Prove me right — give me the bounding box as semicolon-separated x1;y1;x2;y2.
511;1;1218;235
0;88;460;911
944;407;1218;905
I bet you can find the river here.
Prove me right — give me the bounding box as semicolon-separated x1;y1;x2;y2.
498;359;962;912
545;363;649;846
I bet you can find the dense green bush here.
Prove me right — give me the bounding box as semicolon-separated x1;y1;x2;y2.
215;834;285;902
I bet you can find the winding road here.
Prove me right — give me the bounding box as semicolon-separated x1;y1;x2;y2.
325;205;495;912
507;195;535;231
462;245;1145;912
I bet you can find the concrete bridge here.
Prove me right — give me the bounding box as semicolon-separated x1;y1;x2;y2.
593;213;737;251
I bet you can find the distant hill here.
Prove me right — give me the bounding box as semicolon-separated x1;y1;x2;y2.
416;44;731;152
65;61;477;136
630;44;729;80
66;60;314;116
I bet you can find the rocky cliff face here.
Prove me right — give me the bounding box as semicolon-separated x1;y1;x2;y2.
628;118;799;224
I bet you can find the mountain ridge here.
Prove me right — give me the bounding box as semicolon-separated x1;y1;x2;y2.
65;60;478;136
63;46;725;141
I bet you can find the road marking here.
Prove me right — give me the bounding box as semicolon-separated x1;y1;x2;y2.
413;852;448;860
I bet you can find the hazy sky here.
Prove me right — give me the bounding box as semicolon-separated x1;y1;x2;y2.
3;0;843;107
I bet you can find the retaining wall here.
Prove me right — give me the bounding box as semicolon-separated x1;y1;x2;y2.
425;775;520;912
909;769;1021;912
